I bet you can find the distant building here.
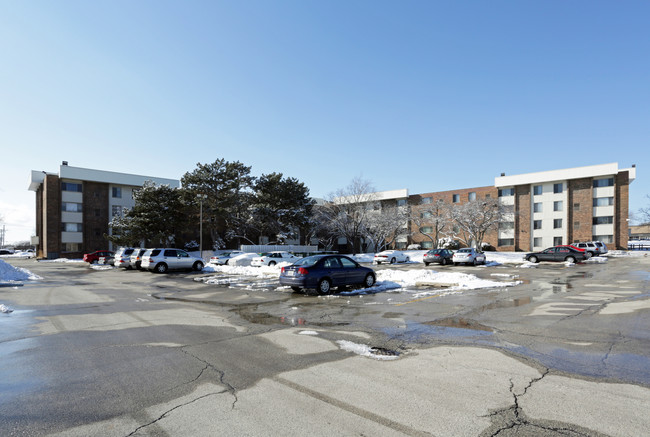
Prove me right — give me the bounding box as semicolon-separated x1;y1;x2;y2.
29;162;179;259
344;163;635;252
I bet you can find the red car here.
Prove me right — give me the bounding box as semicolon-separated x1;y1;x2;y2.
83;250;114;264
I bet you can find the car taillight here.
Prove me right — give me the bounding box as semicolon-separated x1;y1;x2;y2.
298;267;308;275
281;267;285;273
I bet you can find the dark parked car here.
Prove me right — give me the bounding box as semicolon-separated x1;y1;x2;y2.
525;246;588;264
83;250;114;264
279;254;376;294
423;249;454;266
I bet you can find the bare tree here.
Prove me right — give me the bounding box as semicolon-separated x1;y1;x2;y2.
364;205;410;252
410;199;450;249
447;198;506;249
639;195;650;225
323;177;377;253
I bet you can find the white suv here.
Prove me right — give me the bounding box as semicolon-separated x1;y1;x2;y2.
114;247;136;269
575;241;608;256
251;251;298;267
141;248;204;273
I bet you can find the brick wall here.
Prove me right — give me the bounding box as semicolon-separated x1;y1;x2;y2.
615;171;630;250
567;178;593;244
514;185;530;252
83;181;110;253
44;175;61;258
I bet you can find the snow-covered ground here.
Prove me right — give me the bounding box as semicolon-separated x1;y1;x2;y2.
0;251;36;260
0;259;41;283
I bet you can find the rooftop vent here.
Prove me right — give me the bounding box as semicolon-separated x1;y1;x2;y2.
500;172;505;176
62;161;68;166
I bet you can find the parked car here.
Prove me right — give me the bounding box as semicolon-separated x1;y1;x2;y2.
209;250;246;265
525;246;588;264
129;248;148;270
574;242;602;257
593;241;609;255
141;248;204;273
114;247;136;269
452;248;486;266
0;249;14;256
423;248;454;266
373;250;410;265
251;251;298;267
279;254;376;294
83;250;114;264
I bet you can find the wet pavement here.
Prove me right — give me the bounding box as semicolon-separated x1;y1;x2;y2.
1;255;649;435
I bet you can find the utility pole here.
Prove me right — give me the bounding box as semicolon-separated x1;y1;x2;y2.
197;194;208;259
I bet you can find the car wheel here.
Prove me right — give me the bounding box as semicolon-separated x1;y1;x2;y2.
364;273;376;288
405;256;410;262
193;261;204;271
317;278;331;294
473;259;479;266
424;262;430;266
155;263;168;273
291;286;301;292
225;259;229;265
390;257;396;264
268;261;276;266
528;256;538;263
565;256;576;263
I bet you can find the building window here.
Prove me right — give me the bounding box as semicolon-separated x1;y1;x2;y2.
533;220;542;230
421;241;433;249
553;236;563;246
533;185;543;195
452;194;460;203
533;202;542;213
498;238;514;246
554;201;563;212
593;235;613;243
573;203;580;210
553;183;563;194
61;182;82;192
485;194;491;198
499;221;514;230
420;226;433;234
420;197;432;205
62;243;81;252
61;223;83;232
397;199;407;207
593;216;613;225
468;192;476;201
112;187;122;198
593;178;614;188
553;219;563;229
593;197;614;207
62;202;83;212
421;211;432;219
112;205;123;217
574;221;581;230
498;188;514;197
502;204;515;213
533;237;542;247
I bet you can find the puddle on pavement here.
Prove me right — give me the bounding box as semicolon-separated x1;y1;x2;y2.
423;317;493;332
479;296;532;310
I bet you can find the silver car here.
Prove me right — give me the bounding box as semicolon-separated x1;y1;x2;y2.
141;248;204;273
114;247;136;269
452;248;486;266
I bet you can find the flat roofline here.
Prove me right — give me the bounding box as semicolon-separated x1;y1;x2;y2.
59;165;180;187
494;163;630;187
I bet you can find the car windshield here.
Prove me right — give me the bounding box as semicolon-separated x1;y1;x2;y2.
291;255;324;267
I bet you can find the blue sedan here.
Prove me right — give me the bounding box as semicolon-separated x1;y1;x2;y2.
279;254;376;294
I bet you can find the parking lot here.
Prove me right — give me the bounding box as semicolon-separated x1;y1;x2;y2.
1;254;650;436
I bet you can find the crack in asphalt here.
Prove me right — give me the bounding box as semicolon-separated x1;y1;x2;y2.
180;348;239;410
124;391;223;437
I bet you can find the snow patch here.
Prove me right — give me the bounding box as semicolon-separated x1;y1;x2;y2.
336;340;400;360
0;259;42;283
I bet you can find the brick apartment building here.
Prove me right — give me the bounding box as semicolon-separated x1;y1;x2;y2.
376;163;635;251
29;163;179;259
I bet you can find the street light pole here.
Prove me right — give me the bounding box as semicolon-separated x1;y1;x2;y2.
197;194;207;259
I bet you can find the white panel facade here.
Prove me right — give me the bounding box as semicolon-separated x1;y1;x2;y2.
61;232;83;243
61;191;83;203
531;181;567;248
61;212;83;223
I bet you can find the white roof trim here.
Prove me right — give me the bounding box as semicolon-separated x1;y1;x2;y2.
495;163;623;187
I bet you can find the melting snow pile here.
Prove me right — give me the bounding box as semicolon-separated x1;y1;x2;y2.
0;259;41;283
336;340;400;360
